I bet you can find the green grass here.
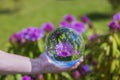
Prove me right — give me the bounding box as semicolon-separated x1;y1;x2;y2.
0;0;112;50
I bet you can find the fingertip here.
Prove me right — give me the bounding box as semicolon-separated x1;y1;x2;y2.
71;62;80;69
79;57;84;62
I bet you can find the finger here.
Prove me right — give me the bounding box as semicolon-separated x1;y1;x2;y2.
71;57;84;69
71;61;80;69
50;57;84;72
79;56;84;63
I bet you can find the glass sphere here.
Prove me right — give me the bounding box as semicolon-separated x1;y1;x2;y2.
45;27;84;67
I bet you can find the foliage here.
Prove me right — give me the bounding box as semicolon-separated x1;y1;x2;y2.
0;0;21;11
79;31;120;80
72;13;120;80
107;0;120;13
108;0;120;10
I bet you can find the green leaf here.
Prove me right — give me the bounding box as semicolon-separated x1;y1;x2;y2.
117;50;120;57
29;52;33;58
16;74;22;80
113;33;120;47
47;73;52;80
38;39;44;53
115;49;120;58
111;60;116;73
106;46;110;56
54;74;58;80
61;72;73;80
113;76;119;80
100;42;107;49
118;69;120;74
98;53;104;64
115;59;119;68
112;37;117;57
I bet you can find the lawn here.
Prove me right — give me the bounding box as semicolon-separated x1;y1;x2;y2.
0;0;112;50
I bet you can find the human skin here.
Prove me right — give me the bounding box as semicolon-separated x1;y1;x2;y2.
0;50;83;74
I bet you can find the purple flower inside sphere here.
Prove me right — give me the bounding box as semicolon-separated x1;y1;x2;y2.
46;28;84;66
55;42;73;57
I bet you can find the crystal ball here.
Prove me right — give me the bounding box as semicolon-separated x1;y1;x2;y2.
45;27;84;67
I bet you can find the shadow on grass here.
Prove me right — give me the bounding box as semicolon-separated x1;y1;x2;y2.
0;8;20;14
86;12;112;21
0;9;13;14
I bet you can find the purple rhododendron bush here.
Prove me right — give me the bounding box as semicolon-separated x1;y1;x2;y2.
6;13;120;80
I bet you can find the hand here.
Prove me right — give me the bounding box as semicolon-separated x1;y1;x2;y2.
30;53;83;74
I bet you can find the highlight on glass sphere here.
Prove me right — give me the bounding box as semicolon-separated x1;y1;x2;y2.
45;27;85;67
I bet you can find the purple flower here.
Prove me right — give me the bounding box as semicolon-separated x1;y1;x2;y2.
71;21;86;34
88;34;98;41
73;70;81;80
41;22;54;32
9;33;19;44
88;22;94;29
108;21;120;31
81;15;90;23
63;14;76;22
75;50;80;55
22;75;31;80
92;60;97;66
80;64;91;75
18;27;44;42
59;20;71;28
32;28;44;41
113;12;120;21
86;54;92;60
55;42;73;57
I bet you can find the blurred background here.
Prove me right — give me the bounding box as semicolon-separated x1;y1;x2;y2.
0;0;116;50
